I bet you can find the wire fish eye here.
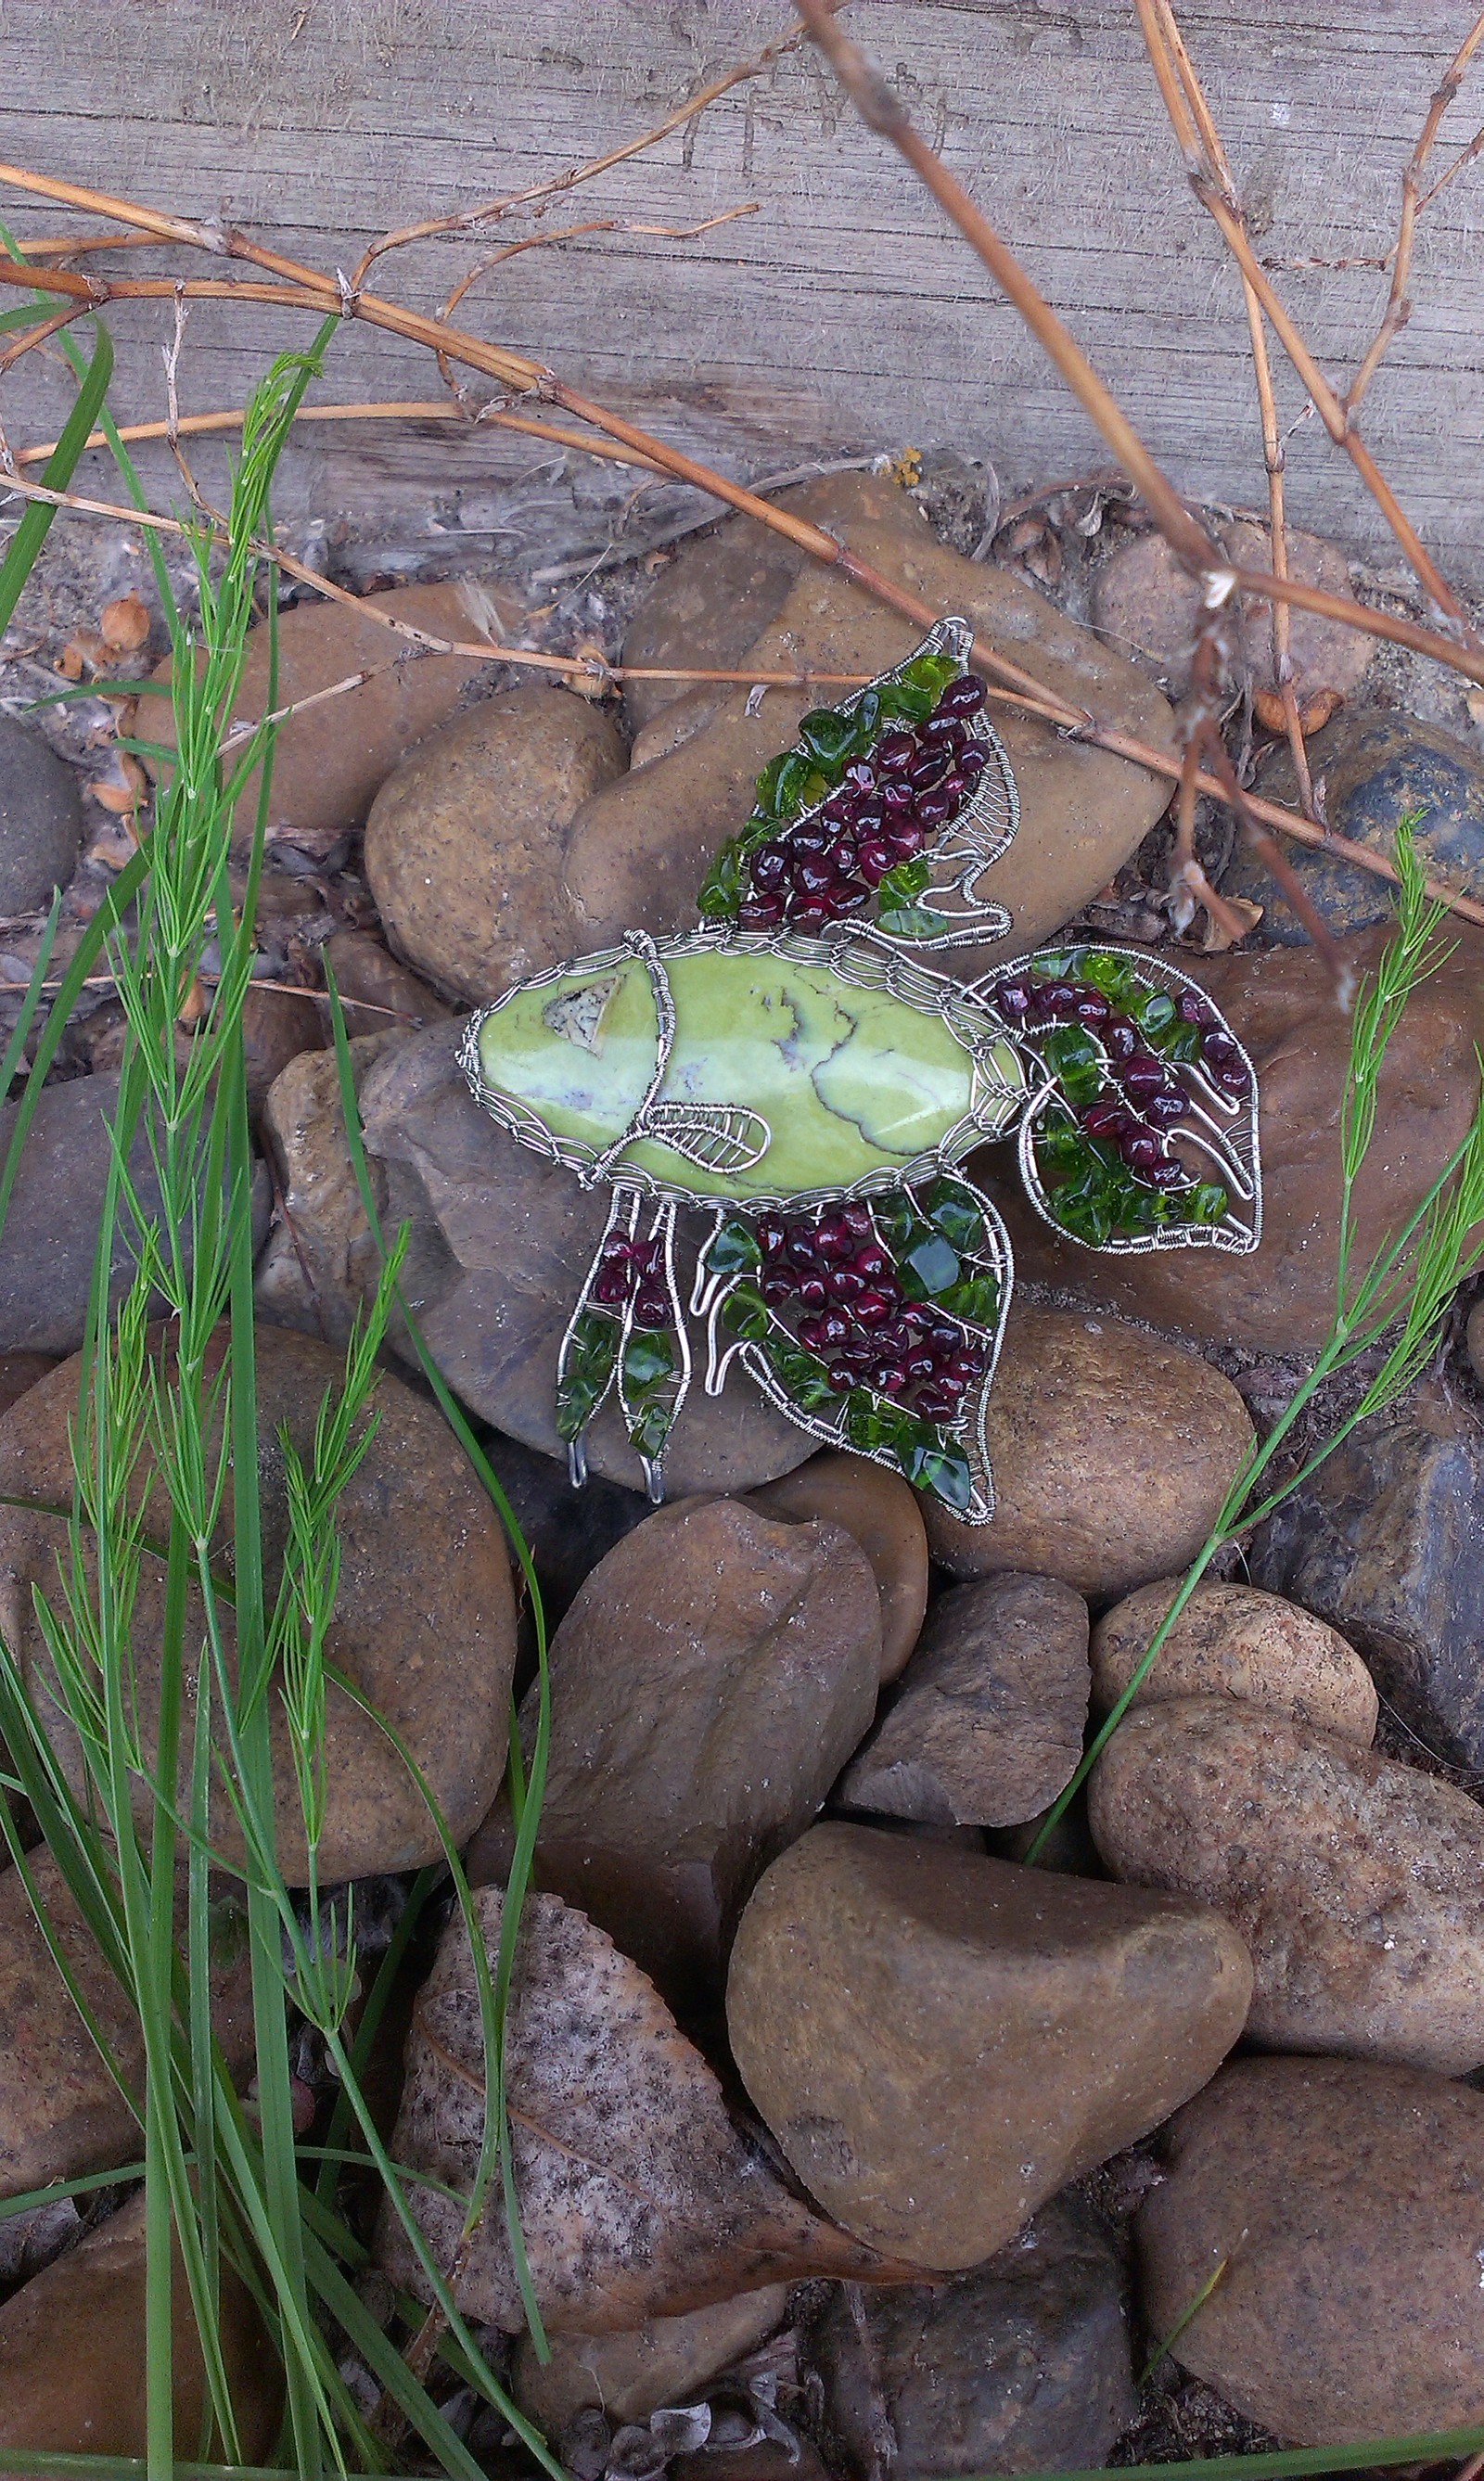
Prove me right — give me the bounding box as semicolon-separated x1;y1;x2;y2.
542;974;621;1055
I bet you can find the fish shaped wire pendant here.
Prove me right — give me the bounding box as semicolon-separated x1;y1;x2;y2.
459;619;1260;1520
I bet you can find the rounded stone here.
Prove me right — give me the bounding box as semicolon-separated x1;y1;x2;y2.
1092;519;1374;703
1228;706;1484;940
499;1493;882;2008
1089;1694;1484;2071
0;1325;518;1884
811;2191;1134;2481
1091;1578;1376;1742
727;1819;1252;2271
147;579;527;851
365;684;628;1004
745;1450;929;1682
1136;2054;1484;2446
0;714;83;912
837;1571;1089;1826
0;2189;281;2465
924;1310;1254;1598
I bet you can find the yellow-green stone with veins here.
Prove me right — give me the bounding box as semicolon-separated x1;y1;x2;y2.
475;948;1019;1199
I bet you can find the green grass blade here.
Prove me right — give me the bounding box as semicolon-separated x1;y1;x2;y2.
0;318;113;636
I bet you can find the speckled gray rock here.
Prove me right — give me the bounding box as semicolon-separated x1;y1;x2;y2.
0;715;83;913
1137;2055;1484;2446
1091;1578;1376;1743
812;2192;1135;2481
727;1821;1252;2270
1089;1694;1484;2071
837;1573;1089;1827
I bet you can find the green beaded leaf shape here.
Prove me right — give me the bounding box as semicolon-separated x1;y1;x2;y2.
989;945;1262;1256
697;617;1019;953
697;1173;1013;1520
556;1195;693;1493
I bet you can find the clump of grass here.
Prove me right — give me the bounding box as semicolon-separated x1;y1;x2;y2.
1029;813;1484;1864
0;286;557;2479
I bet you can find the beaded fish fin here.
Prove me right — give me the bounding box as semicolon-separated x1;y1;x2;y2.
556;1192;692;1497
981;944;1262;1256
697;618;1017;955
691;1174;1013;1520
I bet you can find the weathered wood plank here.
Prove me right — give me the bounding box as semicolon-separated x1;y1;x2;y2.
1;1;1481;585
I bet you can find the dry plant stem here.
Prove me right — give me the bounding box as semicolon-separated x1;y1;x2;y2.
19;396;675;480
1140;0;1317;817
1346;11;1484;418
1132;2;1479;645
348;16;808;283
1171;626;1253;946
0;303;93;370
1197;712;1350;980
793;0;1223;582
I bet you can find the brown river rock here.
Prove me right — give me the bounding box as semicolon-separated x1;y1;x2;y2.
365;682;627;1003
147;579;524;850
0;1327;517;1885
993;929;1484;1356
0;1847;253;2199
1137;2055;1484;2445
837;1572;1089;1829
1090;1694;1484;2070
1091;1578;1377;1742
727;1822;1251;2271
924;1309;1254;1598
0;2190;281;2466
485;1495;882;2008
745;1450;929;1682
567;471;1175;961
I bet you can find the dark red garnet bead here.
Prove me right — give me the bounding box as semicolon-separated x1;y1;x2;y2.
1030;980;1075;1021
859;842;895;885
842;1203;876;1237
937;672;989;718
888;823;927;860
825;1362;854;1392
853;1244;892;1281
1081;1097;1130;1137
813;1217;851;1260
593;1269;630;1306
790;901;829;931
739;895;785;928
880;780;916;813
750;844;791;890
915;788;954;828
1211;1059;1250;1096
633;1292;669;1329
956;741;990;782
1121;1052;1169;1100
940;773;966;811
851;797;886;836
994;978;1032;1017
798;1275;828;1311
921;713;968;749
842;759;877;792
790;823;832;856
836;878;872;913
758;1216;787;1257
909;748;950;792
876;732;917;773
1144;1158;1191;1193
828;1265;867;1301
855;1289;892;1325
1121;1129;1164;1170
1103;1014;1140;1061
1179;991;1215;1026
761;1272;793;1306
1144;1088;1188;1127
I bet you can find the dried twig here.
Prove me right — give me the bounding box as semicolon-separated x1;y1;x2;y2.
1135;0;1317;821
1346;11;1484;417
1131;4;1480;644
348;20;802;282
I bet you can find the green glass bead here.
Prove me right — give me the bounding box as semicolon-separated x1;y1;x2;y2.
927;1183;986;1252
876;902;952;940
906;1439;973;1510
1188;1181;1230;1224
878;857;931;905
709;1219;761;1276
905;1232;961;1297
722;1283;771;1340
624;1330;675;1388
1041;1024;1103;1110
799;707;857;770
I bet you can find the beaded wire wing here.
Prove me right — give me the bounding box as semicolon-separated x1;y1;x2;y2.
461;619;1260;1519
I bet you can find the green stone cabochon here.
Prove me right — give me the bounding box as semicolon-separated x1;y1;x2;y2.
476;947;1004;1198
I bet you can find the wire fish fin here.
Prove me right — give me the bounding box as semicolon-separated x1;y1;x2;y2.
982;943;1262;1256
692;1174;1013;1522
556;1191;693;1502
644;1101;772;1175
695;617;1017;955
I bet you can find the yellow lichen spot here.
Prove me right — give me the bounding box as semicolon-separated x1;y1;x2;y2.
890;446;924;490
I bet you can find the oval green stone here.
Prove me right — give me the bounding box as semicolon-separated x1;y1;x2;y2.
474;944;1022;1201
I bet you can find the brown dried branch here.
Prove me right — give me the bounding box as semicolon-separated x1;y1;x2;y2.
1135;0;1317;821
0;303;92;370
17;396;672;480
348;19;801;284
792;0;1224;582
1347;11;1484;417
1131;3;1480;644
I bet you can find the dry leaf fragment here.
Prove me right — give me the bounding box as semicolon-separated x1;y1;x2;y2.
1198;892;1263;953
1253;684;1343;737
376;1887;915;2334
54;642;85;684
87;754;147;814
564;636;615;701
100;591;150;655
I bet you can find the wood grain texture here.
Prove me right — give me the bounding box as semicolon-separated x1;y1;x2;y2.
1;1;1481;585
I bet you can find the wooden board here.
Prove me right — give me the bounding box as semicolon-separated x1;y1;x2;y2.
2;0;1482;589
